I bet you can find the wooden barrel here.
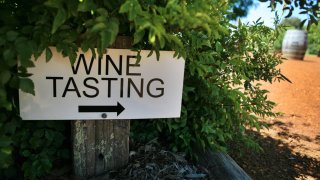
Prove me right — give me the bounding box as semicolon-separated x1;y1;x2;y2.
282;29;307;60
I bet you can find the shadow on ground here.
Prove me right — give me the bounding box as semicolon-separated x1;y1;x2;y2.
315;134;320;144
229;123;320;180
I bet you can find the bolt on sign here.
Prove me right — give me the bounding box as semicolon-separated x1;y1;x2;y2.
19;48;185;120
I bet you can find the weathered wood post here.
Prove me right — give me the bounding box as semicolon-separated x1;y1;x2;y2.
71;36;132;178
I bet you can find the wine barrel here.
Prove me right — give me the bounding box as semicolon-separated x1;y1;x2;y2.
282;29;308;60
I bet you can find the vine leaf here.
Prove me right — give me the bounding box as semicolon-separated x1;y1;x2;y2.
0;70;11;85
280;73;292;83
45;48;53;62
6;31;18;42
52;8;67;34
19;78;35;95
299;19;307;29
133;30;145;45
284;8;293;18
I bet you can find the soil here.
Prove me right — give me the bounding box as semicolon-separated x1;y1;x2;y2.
230;55;320;180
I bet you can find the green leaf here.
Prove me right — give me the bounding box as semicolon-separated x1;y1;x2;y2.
299;19;307;29
100;30;112;50
284;9;293;18
99;18;119;49
155;49;160;60
0;146;12;167
136;50;141;64
0;136;12;147
0;36;5;46
40;158;52;171
45;48;53;62
3;49;15;61
6;31;19;41
310;15;318;26
4;121;17;135
133;30;145;44
15;40;35;67
119;0;131;13
91;22;107;33
29;137;42;148
19;78;35;95
215;42;223;52
81;40;91;52
96;8;108;17
45;130;55;142
9;75;19;89
34;129;44;138
119;0;141;21
52;8;67;34
21;150;31;157
299;10;308;14
44;0;61;8
0;70;11;85
77;0;96;12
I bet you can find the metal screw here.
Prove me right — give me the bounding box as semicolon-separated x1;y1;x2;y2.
101;113;107;119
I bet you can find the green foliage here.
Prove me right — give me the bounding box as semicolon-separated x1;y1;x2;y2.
0;113;70;179
0;0;287;178
307;24;320;55
261;0;319;29
228;0;256;20
130;119;160;145
134;19;283;155
280;17;302;29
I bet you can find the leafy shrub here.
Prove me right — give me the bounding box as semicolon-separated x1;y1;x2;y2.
307;24;320;55
279;17;302;29
132;19;284;155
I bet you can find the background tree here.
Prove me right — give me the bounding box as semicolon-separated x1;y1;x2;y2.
307;24;320;55
228;0;257;20
261;0;319;29
279;17;302;29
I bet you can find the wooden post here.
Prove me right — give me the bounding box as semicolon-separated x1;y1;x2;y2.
72;36;132;178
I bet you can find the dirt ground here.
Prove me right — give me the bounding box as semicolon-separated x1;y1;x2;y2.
263;55;320;160
231;55;320;179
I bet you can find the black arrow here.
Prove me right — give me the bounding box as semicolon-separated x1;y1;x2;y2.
78;102;125;116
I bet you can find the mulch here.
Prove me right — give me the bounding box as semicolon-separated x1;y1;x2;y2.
113;140;208;180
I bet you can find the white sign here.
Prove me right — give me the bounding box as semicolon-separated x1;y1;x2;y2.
19;48;185;120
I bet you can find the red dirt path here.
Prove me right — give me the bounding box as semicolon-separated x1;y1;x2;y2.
262;55;320;160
